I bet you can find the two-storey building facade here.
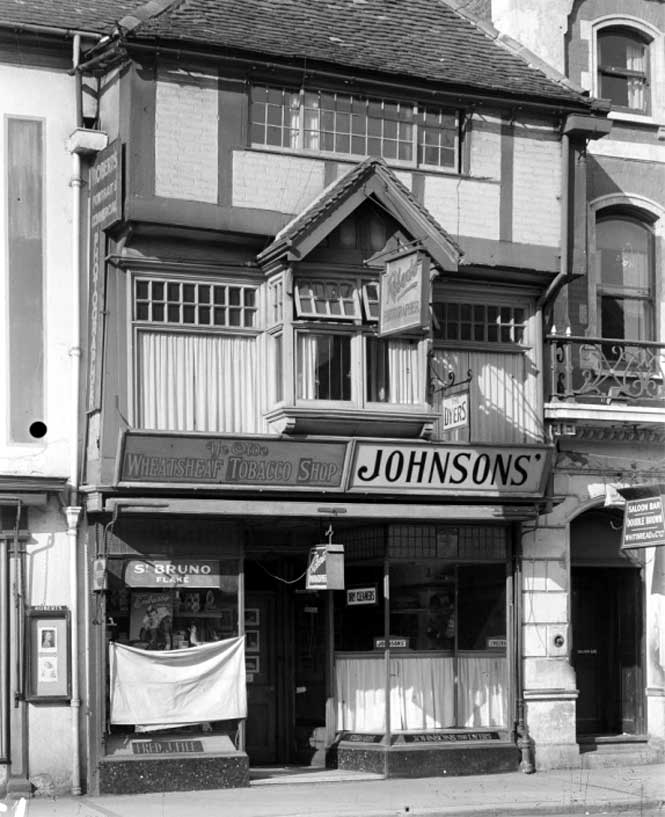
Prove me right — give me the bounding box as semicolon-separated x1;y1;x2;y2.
484;0;665;772
69;0;618;794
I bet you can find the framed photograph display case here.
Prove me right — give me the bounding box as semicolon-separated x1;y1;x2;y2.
26;607;71;702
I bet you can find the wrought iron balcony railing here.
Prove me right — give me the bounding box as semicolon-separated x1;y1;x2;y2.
547;334;665;405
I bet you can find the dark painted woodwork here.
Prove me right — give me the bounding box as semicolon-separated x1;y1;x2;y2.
499;117;514;242
127;63;156;201
219;78;247;207
245;592;278;763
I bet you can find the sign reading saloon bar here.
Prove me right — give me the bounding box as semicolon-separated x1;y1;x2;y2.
621;496;665;549
348;442;550;497
379;251;430;336
117;432;347;490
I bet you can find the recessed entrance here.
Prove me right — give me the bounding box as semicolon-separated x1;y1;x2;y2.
571;508;644;738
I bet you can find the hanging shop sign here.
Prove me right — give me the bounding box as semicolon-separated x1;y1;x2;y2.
621;496;665;549
116;432;348;490
379;250;430;337
348;442;550;497
90;140;122;231
346;586;378;606
441;387;469;434
124;559;222;588
306;544;345;590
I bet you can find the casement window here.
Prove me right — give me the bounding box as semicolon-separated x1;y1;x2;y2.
597;27;650;114
292;275;424;406
596;215;654;341
250;86;460;170
432;302;527;346
132;276;261;433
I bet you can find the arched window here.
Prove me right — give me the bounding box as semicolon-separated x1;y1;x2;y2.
597;27;650;113
596;214;654;341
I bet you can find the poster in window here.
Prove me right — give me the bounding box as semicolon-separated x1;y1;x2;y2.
245;630;259;653
26;607;71;701
130;591;173;650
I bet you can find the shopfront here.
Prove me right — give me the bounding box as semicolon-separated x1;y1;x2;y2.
86;431;551;793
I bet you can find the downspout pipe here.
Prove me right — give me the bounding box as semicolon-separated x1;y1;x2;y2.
68;33;83;798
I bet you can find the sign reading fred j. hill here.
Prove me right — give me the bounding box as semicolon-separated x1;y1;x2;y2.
622;496;665;549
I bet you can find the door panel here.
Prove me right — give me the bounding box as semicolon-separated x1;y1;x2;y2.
245;592;277;763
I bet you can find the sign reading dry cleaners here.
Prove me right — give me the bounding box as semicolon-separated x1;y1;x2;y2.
349;442;549;497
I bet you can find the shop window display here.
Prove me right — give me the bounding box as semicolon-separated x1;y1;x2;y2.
334;525;508;734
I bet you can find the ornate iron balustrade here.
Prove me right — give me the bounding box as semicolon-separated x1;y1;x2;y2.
547;334;665;404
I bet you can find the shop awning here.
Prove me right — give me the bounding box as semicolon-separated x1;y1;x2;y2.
103;496;539;521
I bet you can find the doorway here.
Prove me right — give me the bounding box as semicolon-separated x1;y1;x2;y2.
571;508;644;738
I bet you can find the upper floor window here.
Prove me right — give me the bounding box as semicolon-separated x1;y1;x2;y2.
432;302;527;346
135;278;258;329
596;215;654;342
597;27;650;113
250;86;459;170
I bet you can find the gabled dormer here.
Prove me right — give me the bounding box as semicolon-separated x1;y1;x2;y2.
258;158;461;438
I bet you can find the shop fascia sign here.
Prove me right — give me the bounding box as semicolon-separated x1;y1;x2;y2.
124;559;222;588
348;442;550;497
115;432;551;499
116;432;348;491
621;496;665;549
379;250;430;337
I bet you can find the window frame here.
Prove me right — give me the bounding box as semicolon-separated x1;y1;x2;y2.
249;84;462;172
597;25;650;115
594;211;656;343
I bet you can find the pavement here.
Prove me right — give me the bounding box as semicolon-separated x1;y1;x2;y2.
3;762;664;817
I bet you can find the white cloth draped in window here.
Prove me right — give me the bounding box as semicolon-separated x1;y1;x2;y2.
387;339;421;404
335;656;455;732
457;655;508;728
138;331;259;432
335;654;507;732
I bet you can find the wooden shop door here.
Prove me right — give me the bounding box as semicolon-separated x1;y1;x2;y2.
245;592;278;763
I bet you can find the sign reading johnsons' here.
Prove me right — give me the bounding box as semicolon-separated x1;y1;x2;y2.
117;433;347;489
349;442;550;497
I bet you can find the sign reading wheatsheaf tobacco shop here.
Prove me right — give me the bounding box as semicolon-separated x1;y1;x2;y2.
621;496;665;549
116;432;347;490
348;442;550;497
379;250;430;337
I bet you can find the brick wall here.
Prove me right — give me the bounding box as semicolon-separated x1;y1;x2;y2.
232;150;326;214
423;175;501;240
512;121;561;245
154;73;219;203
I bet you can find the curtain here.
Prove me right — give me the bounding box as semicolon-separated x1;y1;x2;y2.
138;331;260;432
297;334;319;399
335;656;454;732
457;655;508;728
626;43;646;111
387;339;421;404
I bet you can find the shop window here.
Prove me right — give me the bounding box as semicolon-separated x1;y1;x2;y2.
597;27;650;114
335;525;509;733
250;85;460;170
596;214;654;342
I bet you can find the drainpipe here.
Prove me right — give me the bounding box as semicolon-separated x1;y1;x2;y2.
68;32;83;797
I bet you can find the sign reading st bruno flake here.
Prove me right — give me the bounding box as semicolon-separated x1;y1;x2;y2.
348;442;550;497
116;433;348;490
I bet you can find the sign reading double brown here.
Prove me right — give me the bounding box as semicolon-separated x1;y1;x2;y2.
621;496;665;549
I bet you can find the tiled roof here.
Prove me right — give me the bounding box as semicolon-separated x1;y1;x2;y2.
127;0;590;106
258;157;462;267
0;0;147;35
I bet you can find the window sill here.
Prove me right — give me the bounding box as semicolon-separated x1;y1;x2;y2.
608;110;664;128
265;404;436;438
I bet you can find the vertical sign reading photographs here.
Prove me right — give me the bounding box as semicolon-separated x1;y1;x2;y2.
87;140;122;412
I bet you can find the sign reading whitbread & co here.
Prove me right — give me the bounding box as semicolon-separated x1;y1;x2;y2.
117;433;347;490
348;442;550;497
621;496;665;549
124;560;222;588
379;250;429;336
